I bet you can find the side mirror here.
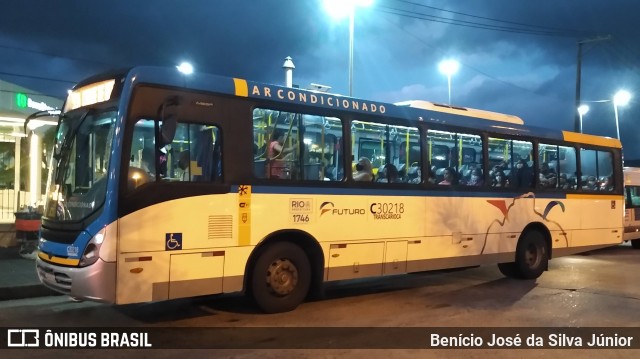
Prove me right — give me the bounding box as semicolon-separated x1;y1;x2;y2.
159;97;180;146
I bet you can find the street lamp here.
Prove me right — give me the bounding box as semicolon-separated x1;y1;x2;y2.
323;0;373;97
176;62;193;75
438;59;460;105
577;105;589;133
613;90;631;140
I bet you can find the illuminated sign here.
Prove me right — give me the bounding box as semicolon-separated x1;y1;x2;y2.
64;79;115;112
16;93;27;108
248;84;387;115
15;92;54;111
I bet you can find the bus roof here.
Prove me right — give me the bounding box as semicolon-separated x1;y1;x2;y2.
79;66;622;149
624;167;640;185
394;100;525;125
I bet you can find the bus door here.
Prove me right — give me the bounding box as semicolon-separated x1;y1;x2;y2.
116;87;236;303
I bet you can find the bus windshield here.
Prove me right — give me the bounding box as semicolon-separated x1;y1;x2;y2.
44;109;117;222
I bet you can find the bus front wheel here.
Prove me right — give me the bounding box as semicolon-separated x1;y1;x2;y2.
498;230;548;279
631;239;640;249
251;242;311;313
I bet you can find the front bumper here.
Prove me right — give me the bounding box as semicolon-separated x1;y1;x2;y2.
36;255;116;303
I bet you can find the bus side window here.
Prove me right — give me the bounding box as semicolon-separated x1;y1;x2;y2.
580;148;614;192
252;108;344;182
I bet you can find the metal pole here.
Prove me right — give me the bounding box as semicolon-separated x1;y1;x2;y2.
579;113;583;133
614;102;621;140
447;74;452;105
574;42;583;133
349;8;355;97
574;35;612;132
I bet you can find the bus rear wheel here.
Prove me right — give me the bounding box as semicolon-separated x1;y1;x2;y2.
631;240;640;249
251;242;311;313
498;230;548;279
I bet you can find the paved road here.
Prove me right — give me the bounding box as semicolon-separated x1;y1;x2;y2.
1;243;640;358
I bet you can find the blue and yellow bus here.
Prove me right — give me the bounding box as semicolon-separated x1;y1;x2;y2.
37;66;623;313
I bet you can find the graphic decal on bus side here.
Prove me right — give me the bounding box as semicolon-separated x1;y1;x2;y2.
290;198;313;224
319;202;366;216
369;202;404;220
165;233;182;251
238;185;251;246
483;194;567;253
248;84;387;115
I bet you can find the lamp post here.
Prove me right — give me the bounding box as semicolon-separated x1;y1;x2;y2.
176;62;193;75
323;0;373;97
573;35;612;132
577;105;589;134
438;59;459;105
613;90;631;140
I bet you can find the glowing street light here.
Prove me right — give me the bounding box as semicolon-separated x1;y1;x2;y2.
323;0;373;97
176;62;194;75
613;90;631;140
577;104;589;133
438;59;460;105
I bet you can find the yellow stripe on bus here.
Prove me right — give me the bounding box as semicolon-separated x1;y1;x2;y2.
566;194;624;200
233;78;248;97
562;131;622;148
237;185;252;246
38;251;80;266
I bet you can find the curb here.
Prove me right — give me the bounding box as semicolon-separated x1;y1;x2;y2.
0;285;61;301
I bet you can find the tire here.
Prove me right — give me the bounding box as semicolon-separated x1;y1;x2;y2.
251;242;311;313
514;230;548;279
631;239;640;249
497;230;548;279
497;262;520;278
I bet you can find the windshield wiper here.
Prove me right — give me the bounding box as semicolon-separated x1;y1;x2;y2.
53;109;93;184
54;109;93;161
23;109;61;136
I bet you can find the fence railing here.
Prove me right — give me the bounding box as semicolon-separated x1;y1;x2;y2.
0;190;40;222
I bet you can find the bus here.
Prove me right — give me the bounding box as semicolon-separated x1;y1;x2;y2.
624;167;640;248
36;66;624;313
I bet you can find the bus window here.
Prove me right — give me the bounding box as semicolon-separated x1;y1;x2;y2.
488;137;533;188
538;143;577;190
253;108;344;181
128;119;222;190
352;121;420;183
428;130;482;186
580;149;614;191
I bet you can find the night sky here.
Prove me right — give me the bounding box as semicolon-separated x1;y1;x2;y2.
1;0;638;157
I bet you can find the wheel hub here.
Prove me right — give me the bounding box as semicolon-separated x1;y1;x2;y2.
266;258;298;296
525;244;541;267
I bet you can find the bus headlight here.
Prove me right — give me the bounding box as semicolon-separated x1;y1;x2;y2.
79;229;106;267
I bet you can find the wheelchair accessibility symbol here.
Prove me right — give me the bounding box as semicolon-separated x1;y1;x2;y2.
165;233;182;251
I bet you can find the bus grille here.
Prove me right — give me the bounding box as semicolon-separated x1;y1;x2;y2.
37;263;72;293
208;215;232;239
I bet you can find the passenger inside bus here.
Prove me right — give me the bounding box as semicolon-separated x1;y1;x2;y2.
140;146;167;178
600;176;614;192
439;167;458;185
406;164;421;184
512;159;533;188
539;162;557;188
558;173;571;190
268;130;295;179
466;168;484;186
378;163;400;183
583;176;598;190
353;157;374;182
492;170;508;187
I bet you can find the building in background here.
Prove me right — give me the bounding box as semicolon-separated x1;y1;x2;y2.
0;79;62;223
